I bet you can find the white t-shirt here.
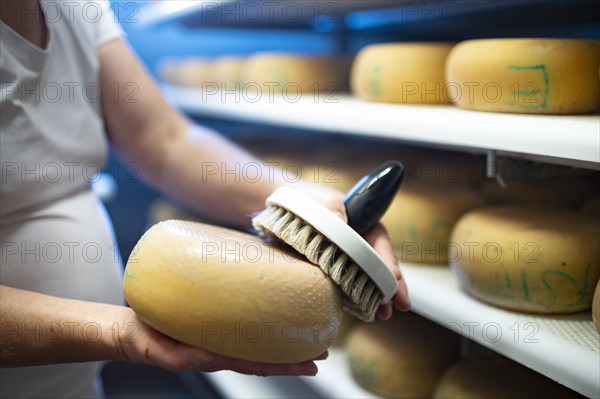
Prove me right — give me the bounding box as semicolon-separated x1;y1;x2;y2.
1;1;125;397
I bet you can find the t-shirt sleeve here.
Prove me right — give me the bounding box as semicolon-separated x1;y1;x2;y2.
94;0;125;47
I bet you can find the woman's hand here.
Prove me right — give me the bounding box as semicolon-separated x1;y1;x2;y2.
115;308;324;376
297;183;411;319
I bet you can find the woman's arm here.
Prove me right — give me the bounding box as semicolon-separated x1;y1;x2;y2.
0;284;321;374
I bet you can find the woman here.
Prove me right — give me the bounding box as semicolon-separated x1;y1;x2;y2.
0;1;410;397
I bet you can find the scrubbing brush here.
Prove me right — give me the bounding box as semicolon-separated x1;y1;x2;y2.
252;161;404;322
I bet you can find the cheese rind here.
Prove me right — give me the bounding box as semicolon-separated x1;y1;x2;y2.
351;43;454;104
449;205;600;313
593;282;600;333
243;53;345;94
433;358;579;399
445;38;600;114
211;56;246;90
124;221;342;363
346;312;460;398
383;185;485;264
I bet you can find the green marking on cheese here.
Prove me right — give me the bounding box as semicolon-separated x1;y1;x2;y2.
507;64;549;110
124;269;136;279
504;270;512;289
364;64;382;98
521;270;529;299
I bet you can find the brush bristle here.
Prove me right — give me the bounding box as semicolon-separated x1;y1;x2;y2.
253;205;383;322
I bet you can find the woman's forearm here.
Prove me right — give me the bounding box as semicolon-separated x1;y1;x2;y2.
0;284;130;367
152;124;343;228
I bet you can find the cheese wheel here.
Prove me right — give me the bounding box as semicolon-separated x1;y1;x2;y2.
331;314;362;348
483;178;597;209
446;38;600;114
593;282;600;333
450;205;600;313
346;312;460;398
382;185;486;264
124;221;342;363
243;53;345;94
582;194;600;216
433;358;578;399
177;58;215;88
211;56;246;90
351;43;454;104
159;59;181;85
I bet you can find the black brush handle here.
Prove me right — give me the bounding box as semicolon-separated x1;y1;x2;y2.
343;160;404;235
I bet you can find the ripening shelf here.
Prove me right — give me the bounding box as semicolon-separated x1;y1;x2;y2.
162;85;600;170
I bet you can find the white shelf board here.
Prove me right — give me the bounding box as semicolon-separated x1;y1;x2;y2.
162;85;600;169
401;263;600;398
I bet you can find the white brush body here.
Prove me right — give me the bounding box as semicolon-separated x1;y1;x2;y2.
252;187;397;322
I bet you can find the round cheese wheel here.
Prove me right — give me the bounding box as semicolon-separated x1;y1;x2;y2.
450;205;600;313
382;184;486;264
433;358;578;399
124;221;342;363
446;38;600;114
176;58;215;88
351;43;454;104
483;178;597;209
582;194;600;216
158;59;181;85
211;56;246;90
593;282;600;333
243;53;345;94
346;312;460;398
331;314;361;348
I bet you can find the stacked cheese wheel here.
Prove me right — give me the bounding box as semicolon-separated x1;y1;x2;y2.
124;221;342;363
160;57;236;88
243;52;346;94
383;184;486;265
449;205;600;313
162;53;346;95
593;282;600;332
351;39;600;114
434;358;579;399
446;38;600;114
234;133;380;192
210;56;245;90
351;43;454;104
161;58;215;87
346;312;460;398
